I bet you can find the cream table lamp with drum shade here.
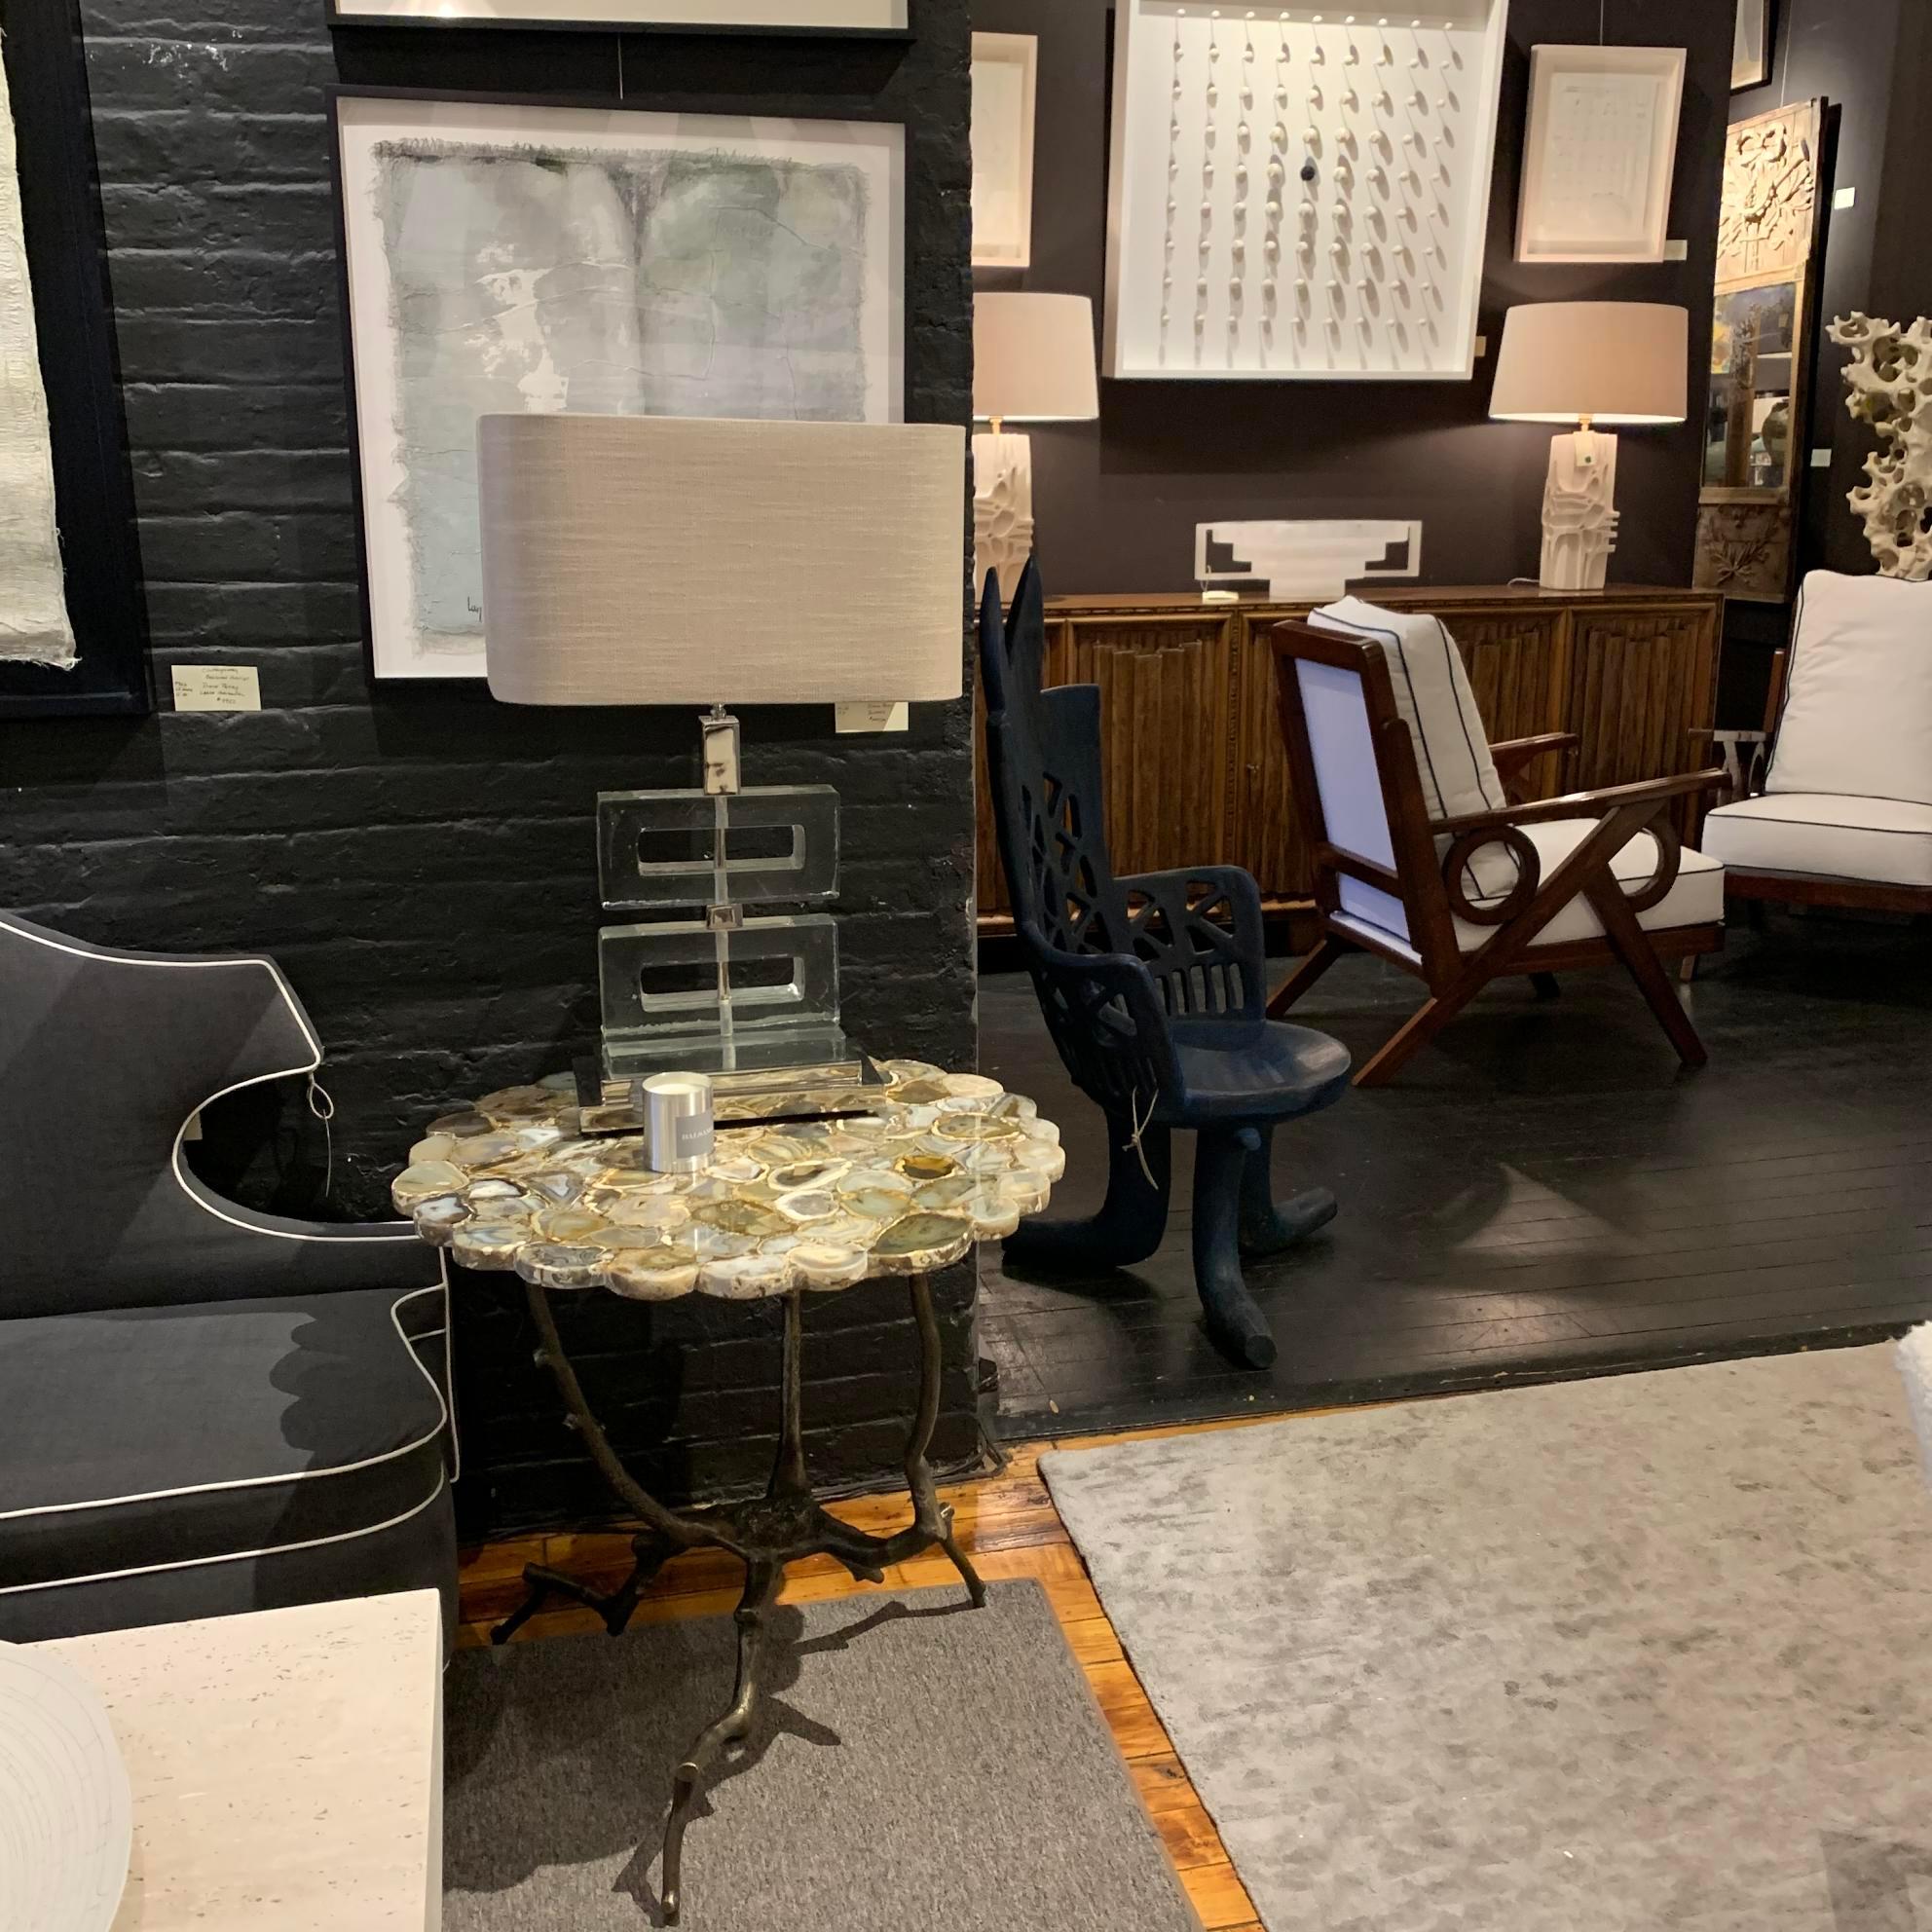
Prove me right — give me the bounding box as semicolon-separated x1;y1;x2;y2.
478;411;965;1123
1490;302;1690;592
972;292;1100;599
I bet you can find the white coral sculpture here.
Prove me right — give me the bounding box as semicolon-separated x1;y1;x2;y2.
1827;312;1932;580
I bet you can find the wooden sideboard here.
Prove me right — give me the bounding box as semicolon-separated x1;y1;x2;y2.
974;583;1726;930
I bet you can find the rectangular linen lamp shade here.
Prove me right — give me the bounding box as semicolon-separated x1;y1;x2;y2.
1488;302;1689;592
478;413;966;706
971;292;1099;602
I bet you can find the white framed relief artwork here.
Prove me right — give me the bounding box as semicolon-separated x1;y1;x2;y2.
1517;44;1686;264
332;92;906;682
326;1;908;29
971;32;1037;270
1103;1;1511;383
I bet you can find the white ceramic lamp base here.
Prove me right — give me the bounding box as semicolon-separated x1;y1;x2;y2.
1539;426;1621;592
973;428;1035;603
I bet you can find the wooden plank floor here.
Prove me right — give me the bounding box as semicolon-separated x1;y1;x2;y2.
458;1417;1289;1932
981;915;1932;1435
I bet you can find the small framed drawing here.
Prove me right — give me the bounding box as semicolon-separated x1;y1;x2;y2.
331;89;907;682
971;32;1037;270
326;1;909;30
1517;45;1687;265
1733;0;1773;91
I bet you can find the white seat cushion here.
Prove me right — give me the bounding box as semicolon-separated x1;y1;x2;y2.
1701;793;1932;889
1309;597;1506;822
1452;819;1726;952
1767;571;1932;806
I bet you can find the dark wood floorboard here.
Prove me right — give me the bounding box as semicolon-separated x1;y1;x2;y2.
978;911;1932;1437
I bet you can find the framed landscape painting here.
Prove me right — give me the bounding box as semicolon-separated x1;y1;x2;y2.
326;0;909;30
331;90;906;682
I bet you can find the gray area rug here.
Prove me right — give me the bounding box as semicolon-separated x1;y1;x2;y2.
1042;1347;1932;1931
443;1580;1198;1931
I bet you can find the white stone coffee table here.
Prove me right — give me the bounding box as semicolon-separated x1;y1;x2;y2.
38;1590;443;1930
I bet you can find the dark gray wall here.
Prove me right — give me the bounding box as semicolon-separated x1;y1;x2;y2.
971;0;1737;597
0;0;979;1529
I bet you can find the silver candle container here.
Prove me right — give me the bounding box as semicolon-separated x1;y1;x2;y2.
639;1071;715;1175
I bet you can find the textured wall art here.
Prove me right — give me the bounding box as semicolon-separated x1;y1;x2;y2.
334;93;905;680
0;54;75;670
972;32;1037;269
1103;2;1508;382
1695;99;1825;604
1828;313;1932;582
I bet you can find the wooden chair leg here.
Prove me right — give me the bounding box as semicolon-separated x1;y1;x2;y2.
1679;952;1699;985
1266;935;1349;1020
1584;880;1709;1069
1002;1113;1172;1272
1238;1124;1338;1257
1192;1127;1278;1369
1530;971;1561;1001
1353;979;1485;1087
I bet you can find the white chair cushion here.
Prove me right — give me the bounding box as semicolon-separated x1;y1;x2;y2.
1309;597;1506;822
1767;571;1932;806
1701;793;1932;889
1452;820;1725;952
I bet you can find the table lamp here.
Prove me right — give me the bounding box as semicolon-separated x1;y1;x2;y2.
478;412;964;1121
1489;302;1689;592
973;292;1100;599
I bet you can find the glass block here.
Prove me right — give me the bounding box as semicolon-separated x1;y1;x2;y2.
597;786;838;912
599;913;843;1071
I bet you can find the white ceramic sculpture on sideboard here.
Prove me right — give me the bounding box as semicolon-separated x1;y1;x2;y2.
1827;313;1932;581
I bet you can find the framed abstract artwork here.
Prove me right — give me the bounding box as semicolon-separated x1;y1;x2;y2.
1103;1;1510;382
330;89;907;682
1517;44;1687;265
971;32;1037;270
1733;0;1774;91
325;0;909;29
0;0;149;720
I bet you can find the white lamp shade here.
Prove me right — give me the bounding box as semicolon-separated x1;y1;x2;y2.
478;414;966;707
974;292;1100;423
1489;302;1690;426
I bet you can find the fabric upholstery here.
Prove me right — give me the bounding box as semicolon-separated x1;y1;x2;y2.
1450;820;1725;951
1310;596;1506;822
1702;794;1932;889
1767;572;1932;806
0;911;434;1318
0;1285;451;1639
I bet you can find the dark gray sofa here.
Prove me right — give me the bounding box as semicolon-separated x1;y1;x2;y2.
0;910;456;1642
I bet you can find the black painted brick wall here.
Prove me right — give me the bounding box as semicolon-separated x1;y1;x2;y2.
0;0;980;1532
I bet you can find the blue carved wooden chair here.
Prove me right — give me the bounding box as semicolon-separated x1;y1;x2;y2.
979;561;1352;1368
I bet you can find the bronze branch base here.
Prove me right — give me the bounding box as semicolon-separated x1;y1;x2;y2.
493;1275;985;1925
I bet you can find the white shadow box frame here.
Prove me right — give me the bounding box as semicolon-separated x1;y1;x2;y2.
1517;44;1687;264
1103;1;1511;384
972;32;1037;270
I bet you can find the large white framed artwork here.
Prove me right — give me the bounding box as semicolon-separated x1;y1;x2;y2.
326;1;908;30
971;33;1037;270
1104;2;1510;383
332;92;906;682
1516;45;1686;264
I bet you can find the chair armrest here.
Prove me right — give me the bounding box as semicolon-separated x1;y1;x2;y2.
1489;732;1581;776
1012;923;1183;1114
1115;865;1266;1022
1431;767;1726;837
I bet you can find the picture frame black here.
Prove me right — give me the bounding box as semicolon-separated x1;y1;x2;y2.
0;0;151;721
324;0;911;36
1733;0;1776;92
327;82;915;685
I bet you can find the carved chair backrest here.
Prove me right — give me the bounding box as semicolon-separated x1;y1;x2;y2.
981;564;1179;1116
1269;622;1463;977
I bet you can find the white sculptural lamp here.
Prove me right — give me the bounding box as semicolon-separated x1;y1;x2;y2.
478;412;963;1109
973;292;1100;599
1490;302;1689;593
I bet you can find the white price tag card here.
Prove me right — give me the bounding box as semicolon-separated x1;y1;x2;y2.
171;664;262;712
836;700;910;734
